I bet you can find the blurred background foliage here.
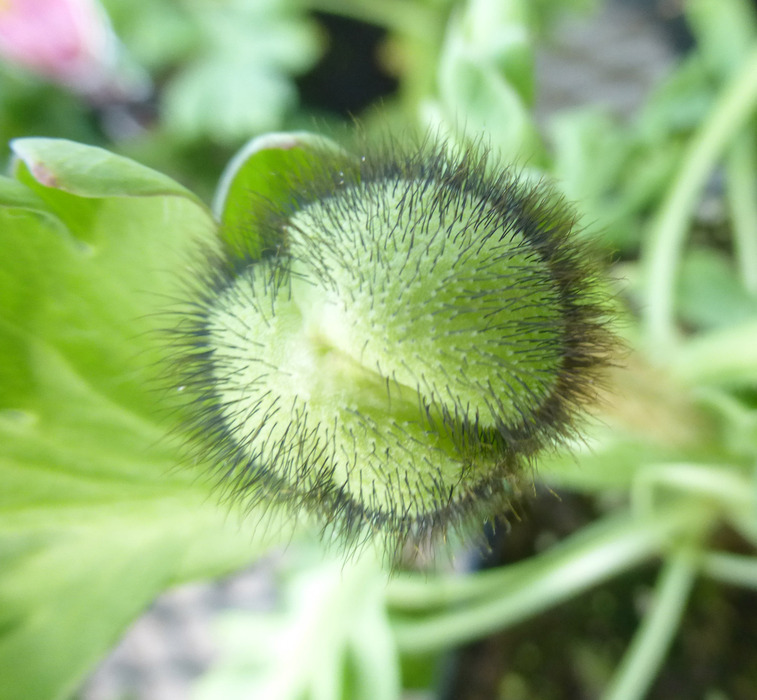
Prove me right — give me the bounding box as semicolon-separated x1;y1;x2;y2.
0;0;603;197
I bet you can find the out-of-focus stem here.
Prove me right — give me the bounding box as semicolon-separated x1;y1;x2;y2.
641;45;757;357
389;502;712;652
726;130;757;296
602;545;698;700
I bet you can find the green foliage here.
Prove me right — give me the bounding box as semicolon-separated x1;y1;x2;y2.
0;0;322;195
158;0;321;144
0;140;297;700
433;0;545;161
193;554;399;700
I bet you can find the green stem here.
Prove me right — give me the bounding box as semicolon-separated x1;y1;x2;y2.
726;129;757;296
641;45;757;356
701;550;757;591
631;462;754;517
672;319;757;385
602;546;698;700
726;463;757;547
388;502;711;652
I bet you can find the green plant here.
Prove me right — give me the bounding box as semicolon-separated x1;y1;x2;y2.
2;1;757;700
171;131;612;557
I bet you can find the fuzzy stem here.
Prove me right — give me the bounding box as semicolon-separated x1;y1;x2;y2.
602;546;698;700
726;130;757;296
388;502;712;652
641;45;757;356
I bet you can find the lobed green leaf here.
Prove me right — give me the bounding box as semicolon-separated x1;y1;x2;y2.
0;140;295;700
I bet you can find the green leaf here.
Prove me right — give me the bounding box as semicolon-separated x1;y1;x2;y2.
1;170;215;411
436;0;545;162
113;0;198;70
463;0;535;104
213;131;352;257
193;554;399;700
162;59;297;144
199;0;320;73
637;56;715;142
0;176;56;214
0;143;295;700
0;485;286;700
11;138;206;207
677;247;757;331
550;109;629;205
548;108;638;248
442;57;535;153
538;421;724;494
160;0;320;145
536;356;732;494
674;320;757;386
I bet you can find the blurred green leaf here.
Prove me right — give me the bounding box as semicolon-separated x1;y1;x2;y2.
163;60;298;145
548;108;637;247
0;141;294;700
105;0;198;70
193;555;399;700
550;109;629;206
637;56;715;143
677;246;757;331
674;320;757;386
0;70;100;151
529;0;603;31
463;0;535;103
200;0;320;74
12;138;205;205
160;0;321;145
0;175;55;214
435;0;544;162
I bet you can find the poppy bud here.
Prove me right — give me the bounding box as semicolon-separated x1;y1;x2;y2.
171;133;614;556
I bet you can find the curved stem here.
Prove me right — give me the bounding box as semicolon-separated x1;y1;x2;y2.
701;550;757;590
389;502;711;653
726;130;757;296
641;45;757;356
672;320;757;385
602;545;698;700
631;462;754;517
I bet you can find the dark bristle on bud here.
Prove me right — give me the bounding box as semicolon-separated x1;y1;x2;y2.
165;134;615;562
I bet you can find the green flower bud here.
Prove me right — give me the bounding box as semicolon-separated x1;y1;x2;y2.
171;133;613;555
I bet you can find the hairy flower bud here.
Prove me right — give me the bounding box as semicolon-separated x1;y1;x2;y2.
171;133;613;555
